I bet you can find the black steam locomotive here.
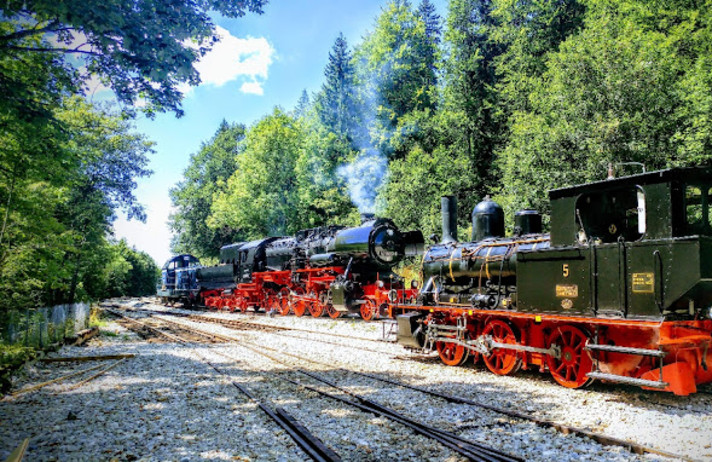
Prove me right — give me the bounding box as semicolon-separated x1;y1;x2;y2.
395;166;712;395
160;216;423;319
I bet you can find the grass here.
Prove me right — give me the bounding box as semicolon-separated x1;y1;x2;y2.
0;344;37;393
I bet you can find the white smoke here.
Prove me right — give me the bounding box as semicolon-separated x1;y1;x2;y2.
337;148;388;213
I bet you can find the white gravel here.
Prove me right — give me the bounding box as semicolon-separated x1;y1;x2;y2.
0;322;307;462
2;297;709;461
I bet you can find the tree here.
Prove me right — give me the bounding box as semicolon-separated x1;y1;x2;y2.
295;112;360;227
170;121;246;260
209;109;305;239
294;90;311;120
441;0;504;195
0;0;267;116
315;33;360;141
0;97;153;309
53;97;153;303
102;240;158;298
490;0;585;114
356;0;438;135
497;0;712;217
416;0;441;87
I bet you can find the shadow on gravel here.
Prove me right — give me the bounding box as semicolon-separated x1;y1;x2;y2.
0;343;307;462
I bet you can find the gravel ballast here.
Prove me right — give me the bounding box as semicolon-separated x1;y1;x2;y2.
1;297;710;461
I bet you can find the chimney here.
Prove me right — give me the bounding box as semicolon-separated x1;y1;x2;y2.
441;196;457;243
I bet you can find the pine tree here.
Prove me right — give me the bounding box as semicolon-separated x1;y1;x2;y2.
418;0;441;41
416;0;441;94
316;33;358;140
294;90;311;119
442;0;503;189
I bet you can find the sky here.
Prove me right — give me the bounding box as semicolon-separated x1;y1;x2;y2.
112;0;448;267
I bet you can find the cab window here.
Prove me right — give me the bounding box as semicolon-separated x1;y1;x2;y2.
575;186;646;244
684;184;712;235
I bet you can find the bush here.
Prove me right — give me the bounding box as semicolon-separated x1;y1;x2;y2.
0;344;37;393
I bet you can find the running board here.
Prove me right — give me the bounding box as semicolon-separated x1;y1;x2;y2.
585;343;666;358
586;371;668;389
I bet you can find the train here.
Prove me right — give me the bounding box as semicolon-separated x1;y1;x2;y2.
158;215;424;320
395;166;712;396
160;166;712;395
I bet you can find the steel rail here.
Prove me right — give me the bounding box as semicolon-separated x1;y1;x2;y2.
152;312;696;462
174;320;522;462
101;308;340;462
116;305;399;355
112;302;385;344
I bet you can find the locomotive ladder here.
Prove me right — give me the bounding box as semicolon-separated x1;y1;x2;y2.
585;328;668;389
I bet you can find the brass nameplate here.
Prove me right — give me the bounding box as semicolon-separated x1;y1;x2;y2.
632;272;655;293
556;284;578;298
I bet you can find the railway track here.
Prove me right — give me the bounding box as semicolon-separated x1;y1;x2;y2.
105;308;340;461
109;303;387;343
134;309;696;462
110;304;405;357
106;307;522;462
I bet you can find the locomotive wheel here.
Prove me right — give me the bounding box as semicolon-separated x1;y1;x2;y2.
265;292;280;313
546;325;594;389
289;287;306;316
309;300;325;317
293;302;306;317
237;298;248;313
277;288;291;316
360;300;377;321
482;320;521;376
436;340;470;366
325;303;341;319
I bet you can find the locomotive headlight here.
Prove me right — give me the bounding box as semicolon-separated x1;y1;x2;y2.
377;280;385;288
707;306;712;319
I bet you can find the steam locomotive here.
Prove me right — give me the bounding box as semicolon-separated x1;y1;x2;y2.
160;166;712;394
395;166;712;396
158;215;423;319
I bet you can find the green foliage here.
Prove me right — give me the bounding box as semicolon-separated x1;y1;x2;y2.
102;240;159;298
0;0;266;116
356;0;438;135
170;121;246;259
173;0;712;264
0;96;155;309
498;0;712;217
0;0;262;310
315;34;360;141
0;344;37;392
210;109;306;238
296;114;360;227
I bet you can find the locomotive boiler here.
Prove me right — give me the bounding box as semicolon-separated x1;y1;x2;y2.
396;167;712;396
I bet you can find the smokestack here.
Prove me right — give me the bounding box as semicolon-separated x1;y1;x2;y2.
441;196;457;243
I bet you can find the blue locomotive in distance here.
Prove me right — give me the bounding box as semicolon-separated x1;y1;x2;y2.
157;254;200;306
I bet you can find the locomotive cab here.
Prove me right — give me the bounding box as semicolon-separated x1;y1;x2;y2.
518;166;712;321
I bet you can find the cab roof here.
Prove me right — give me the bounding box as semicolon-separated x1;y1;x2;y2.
549;166;712;200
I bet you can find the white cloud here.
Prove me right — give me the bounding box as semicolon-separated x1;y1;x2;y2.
240;81;264;95
189;26;274;96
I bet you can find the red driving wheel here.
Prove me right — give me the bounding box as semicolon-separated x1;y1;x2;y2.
546;325;594;389
436;339;469;366
360;299;377;321
277;288;291;316
482;319;521;376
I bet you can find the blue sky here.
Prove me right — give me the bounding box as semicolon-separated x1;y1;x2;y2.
112;0;448;266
